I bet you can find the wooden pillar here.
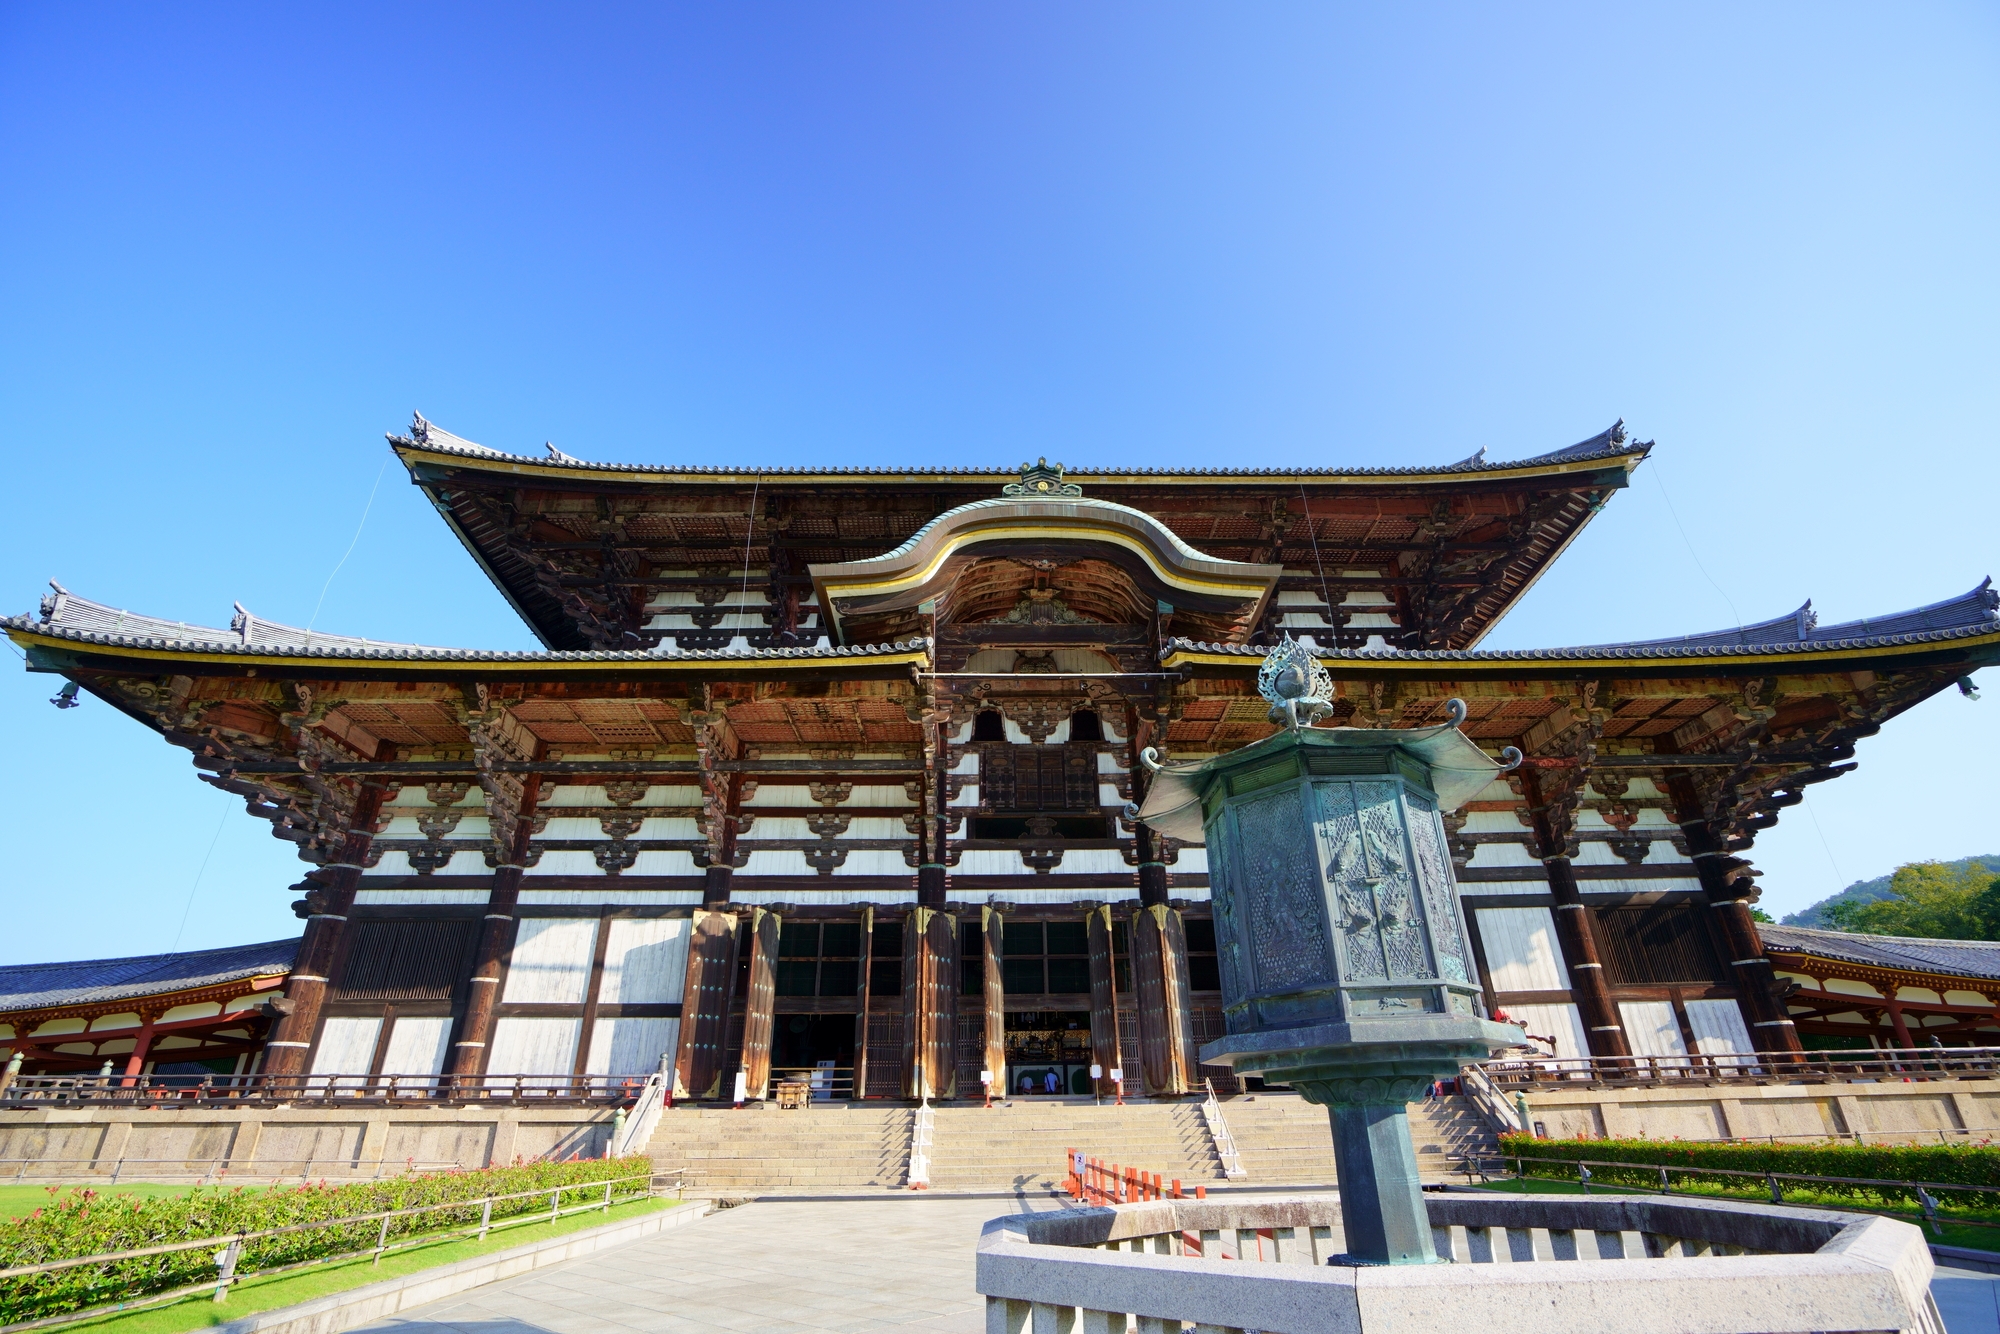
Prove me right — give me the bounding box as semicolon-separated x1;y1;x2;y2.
1517;768;1629;1061
1665;776;1806;1058
738;907;781;1100
980;906;1006;1092
447;775;543;1078
900;905;958;1099
853;905;875;1097
1131;903;1198;1095
119;1013;158;1086
1542;855;1632;1060
1084;904;1123;1097
673;910;741;1099
1886;998;1917;1050
262;784;387;1078
918;718;953;909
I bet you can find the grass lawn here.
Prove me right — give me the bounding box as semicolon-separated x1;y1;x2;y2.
16;1195;681;1334
1471;1176;2000;1252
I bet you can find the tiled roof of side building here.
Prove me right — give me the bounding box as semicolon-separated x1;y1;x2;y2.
0;939;300;1015
1164;580;2000;662
1759;924;2000;984
391;416;1651;479
6;585;926;663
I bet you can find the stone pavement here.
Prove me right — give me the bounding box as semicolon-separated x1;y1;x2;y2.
355;1196;1038;1334
356;1194;2000;1334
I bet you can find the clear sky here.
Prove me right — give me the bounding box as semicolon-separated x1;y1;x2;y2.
2;4;1996;963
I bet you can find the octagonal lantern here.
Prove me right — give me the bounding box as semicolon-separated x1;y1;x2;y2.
1136;680;1524;1266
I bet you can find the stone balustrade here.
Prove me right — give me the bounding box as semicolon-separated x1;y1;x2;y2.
977;1194;1944;1334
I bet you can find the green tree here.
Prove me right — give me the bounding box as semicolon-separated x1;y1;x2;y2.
1822;861;2000;940
1749;907;1774;923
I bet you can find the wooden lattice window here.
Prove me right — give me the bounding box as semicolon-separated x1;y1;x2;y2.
1592;905;1723;985
334;919;478;1001
980;743;1098;812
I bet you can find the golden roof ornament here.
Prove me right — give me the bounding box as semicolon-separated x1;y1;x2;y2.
1002;458;1082;498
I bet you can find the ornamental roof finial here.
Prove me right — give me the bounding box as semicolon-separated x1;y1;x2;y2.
1258;637;1334;730
1002;457;1082;498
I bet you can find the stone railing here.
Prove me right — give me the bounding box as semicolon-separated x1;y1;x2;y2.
977;1194;1943;1334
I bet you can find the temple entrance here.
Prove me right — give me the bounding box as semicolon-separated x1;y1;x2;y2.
1003;1010;1093;1096
772;1013;856;1100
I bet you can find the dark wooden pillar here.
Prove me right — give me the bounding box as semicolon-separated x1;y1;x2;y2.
1665;776;1806;1058
263;784;388;1078
447;775;542;1078
673;910;741;1099
918;718;952;908
1518;769;1630;1061
853;905;875;1097
737;908;781;1100
1084;904;1123;1097
980;906;1006;1092
1543;855;1632;1060
1131;903;1198;1095
900;905;958;1099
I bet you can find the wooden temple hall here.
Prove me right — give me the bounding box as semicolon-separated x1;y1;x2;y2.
6;416;1999;1101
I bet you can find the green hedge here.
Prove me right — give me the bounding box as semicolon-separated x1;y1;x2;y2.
0;1155;653;1324
1498;1134;2000;1210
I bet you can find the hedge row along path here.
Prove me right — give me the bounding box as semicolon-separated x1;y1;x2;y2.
0;1156;654;1328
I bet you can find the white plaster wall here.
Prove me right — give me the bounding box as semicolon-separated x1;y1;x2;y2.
740;850;811;875
1620;1001;1690;1060
380;1017;452;1075
1685;999;1757;1067
487;1018;580;1075
519;889;703;905
599;918;689;1004
502;919;597;1005
832;849;913;875
356;889;490;904
586;1018;679;1077
1474;907;1569;992
1501;1002;1590;1062
311;1017;381;1078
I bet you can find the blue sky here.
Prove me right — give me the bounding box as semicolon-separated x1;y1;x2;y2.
2;4;1996;962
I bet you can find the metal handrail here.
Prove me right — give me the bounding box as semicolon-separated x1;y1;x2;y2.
1457;1061;1524;1134
1475;1045;2000;1090
611;1062;670;1159
1199;1078;1246;1179
907;1102;935;1190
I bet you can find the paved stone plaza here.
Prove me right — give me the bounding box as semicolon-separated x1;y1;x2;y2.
356;1195;2000;1334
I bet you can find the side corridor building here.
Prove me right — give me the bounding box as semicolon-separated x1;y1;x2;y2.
6;418;1998;1097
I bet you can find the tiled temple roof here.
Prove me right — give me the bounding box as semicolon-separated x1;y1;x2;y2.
391;416;1649;480
1760;924;2000;984
1164;580;2000;663
0;939;299;1015
5;584;926;663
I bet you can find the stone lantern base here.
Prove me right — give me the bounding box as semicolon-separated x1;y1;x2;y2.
1202;1014;1522;1265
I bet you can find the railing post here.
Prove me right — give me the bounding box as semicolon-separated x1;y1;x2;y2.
212;1235;242;1302
374;1211;392;1265
479;1197;493;1241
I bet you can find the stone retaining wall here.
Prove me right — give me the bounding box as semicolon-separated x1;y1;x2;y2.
0;1104;617;1179
1521;1075;2000;1143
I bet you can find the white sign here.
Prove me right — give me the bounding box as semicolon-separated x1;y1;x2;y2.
1089;1063;1103;1079
732;1071;749;1103
1109;1068;1123;1082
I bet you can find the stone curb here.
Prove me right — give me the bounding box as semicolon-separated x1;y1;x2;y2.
1931;1243;2000;1275
209;1199;711;1334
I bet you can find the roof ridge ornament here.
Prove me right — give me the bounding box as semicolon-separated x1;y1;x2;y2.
1258;637;1334;730
1002;457;1082;498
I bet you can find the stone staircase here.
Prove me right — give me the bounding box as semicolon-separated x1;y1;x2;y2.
641;1092;1501;1195
925;1098;1223;1193
645;1102;914;1192
1221;1092;1499;1184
